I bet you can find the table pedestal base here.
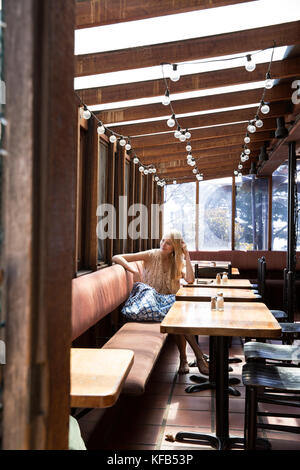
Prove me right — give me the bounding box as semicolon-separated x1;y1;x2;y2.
175;432;271;450
185;376;241;396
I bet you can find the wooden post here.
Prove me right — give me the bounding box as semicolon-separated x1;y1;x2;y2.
231;176;236;250
3;0;76;449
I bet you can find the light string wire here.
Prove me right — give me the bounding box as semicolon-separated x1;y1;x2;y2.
76;44;277;185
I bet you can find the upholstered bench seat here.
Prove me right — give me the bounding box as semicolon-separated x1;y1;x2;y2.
103;322;167;395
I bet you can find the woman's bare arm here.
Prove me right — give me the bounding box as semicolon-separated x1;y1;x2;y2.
181;242;195;284
112;251;151;274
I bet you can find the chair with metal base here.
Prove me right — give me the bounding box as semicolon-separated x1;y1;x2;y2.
242;362;300;450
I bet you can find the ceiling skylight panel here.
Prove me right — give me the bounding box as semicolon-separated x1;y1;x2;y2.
75;0;300;55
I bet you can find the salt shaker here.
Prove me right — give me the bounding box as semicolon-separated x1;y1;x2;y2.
210;296;217;310
216;292;224;311
222;272;228;283
216;273;221;284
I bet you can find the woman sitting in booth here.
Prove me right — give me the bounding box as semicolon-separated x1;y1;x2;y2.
112;229;209;376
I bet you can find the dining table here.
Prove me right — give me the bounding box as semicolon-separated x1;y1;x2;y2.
70;348;134;408
182;278;254;289
160;301;281;450
176;286;260;302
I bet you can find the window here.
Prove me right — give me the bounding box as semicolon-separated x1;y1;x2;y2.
272;162;288;250
198;177;232;251
97;140;108;263
164;182;196;250
235;175;269;250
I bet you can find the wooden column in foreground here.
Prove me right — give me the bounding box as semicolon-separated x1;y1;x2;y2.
3;0;76;449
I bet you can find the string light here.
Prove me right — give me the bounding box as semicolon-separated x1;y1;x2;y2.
97;121;106;134
255;115;263;128
82;105;91;120
265;72;274;89
245;54;256;72
260;100;270;114
167;113;176;127
174;126;181;138
77;43;277;185
170;64;180;82
109;134;117;143
162;89;171;106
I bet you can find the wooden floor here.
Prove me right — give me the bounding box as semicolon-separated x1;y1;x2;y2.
77;321;300;451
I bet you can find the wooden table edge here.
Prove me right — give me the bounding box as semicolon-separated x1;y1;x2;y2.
70;348;134;409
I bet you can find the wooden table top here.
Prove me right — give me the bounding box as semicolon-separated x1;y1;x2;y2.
160;301;281;338
182;278;253;289
176;286;259;301
70;348;134;408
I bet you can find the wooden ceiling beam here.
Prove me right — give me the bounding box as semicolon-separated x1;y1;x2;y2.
97;83;291;123
107;101;291;137
78;57;300;105
75;0;253;29
130;120;277;147
134;131;273;158
75;21;300;76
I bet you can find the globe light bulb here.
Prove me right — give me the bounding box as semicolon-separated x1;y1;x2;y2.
162;89;170;106
155;176;159;181
244;154;249;161
244;148;251;155
247;122;256;133
125;141;131;151
82;106;91;120
174;126;181;138
260;101;270;114
238;164;243;170
241;155;247;163
170;64;180;82
238;172;242;177
245;54;256;72
190;160;196;166
152;168;157;173
167;114;176;128
185;130;191;140
139;166;144;173
255;118;263;128
119;138;126;146
144;169;149;175
234;170;238;176
173;180;177;185
192;168;198;174
244;135;251;144
109;134;117;143
97;122;105;135
133;157;139;164
179;133;186;142
186;143;192;152
265;72;273;89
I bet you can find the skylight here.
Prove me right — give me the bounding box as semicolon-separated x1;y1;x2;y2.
75;0;300;56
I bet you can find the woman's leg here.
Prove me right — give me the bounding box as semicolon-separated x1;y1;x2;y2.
173;335;189;374
184;334;209;376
